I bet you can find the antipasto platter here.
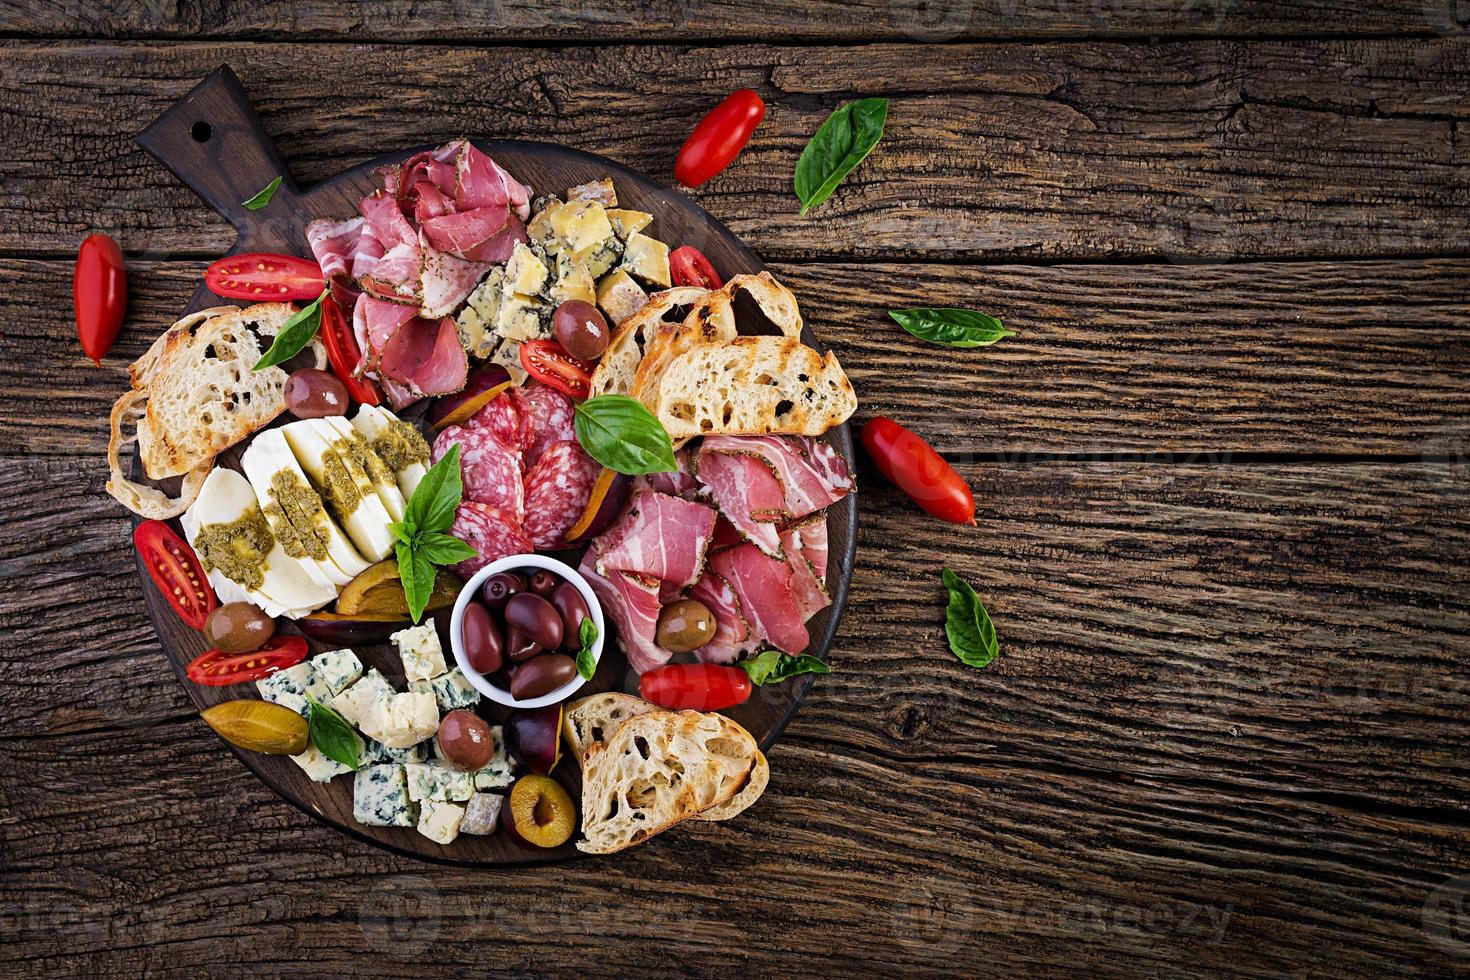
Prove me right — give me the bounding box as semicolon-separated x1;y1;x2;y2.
112;67;857;864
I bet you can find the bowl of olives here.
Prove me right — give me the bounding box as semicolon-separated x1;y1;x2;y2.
448;554;606;709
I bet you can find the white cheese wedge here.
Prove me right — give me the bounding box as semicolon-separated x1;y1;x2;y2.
350;405;430;501
180;468;335;618
280;419;395;562
319;415;407;523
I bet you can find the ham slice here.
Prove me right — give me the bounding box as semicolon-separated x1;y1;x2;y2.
690;572;757;664
786;513;829;579
595;490;716;589
449;138;533;219
702;435;853;520
710;543;809;655
779;525;830;622
356;294;418;372
305;217;363;288
639;443;701;499
579;545;669;674
419;233;492;319
695;446;787;558
377;315;468;396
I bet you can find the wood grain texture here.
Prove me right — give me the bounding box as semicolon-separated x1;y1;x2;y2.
7;257;1469;459
2;39;1466;261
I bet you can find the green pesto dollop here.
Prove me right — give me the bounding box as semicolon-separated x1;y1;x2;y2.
193;507;274;591
341;430;395;489
372;420;431;473
317;447;362;520
267;470;330;561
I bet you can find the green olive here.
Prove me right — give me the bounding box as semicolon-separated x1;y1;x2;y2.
655;599;717;654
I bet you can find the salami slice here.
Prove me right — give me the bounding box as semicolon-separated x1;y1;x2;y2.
463;386;528;452
519;385;577;468
522;440;600;550
432;424;525;528
450;502;534;578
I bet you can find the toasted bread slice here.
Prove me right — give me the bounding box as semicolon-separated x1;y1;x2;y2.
698;748;768;822
562;692;658;762
722;271;804;339
654;336;856;441
576;709;759;854
589;287;712;398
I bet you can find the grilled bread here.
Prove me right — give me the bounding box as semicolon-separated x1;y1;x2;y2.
588;286;712;398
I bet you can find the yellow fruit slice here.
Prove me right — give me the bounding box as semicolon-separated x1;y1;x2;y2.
201;700;310;755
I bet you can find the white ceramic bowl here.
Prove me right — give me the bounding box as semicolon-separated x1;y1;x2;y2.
449;553;606;709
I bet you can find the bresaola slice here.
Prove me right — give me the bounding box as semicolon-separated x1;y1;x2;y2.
595;490;717;588
695;445;787;558
579;545;668;674
377;314;468;396
709;543;810;655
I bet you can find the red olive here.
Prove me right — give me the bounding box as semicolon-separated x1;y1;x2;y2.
438;709;496;771
552;300;610;361
482;572;525;611
551;582;591;650
504;593;563;650
510;653;578;701
284;368;350;419
528;569;559;598
460;600;503;675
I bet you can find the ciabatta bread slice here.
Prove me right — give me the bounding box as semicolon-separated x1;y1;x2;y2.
699;748;768;822
589;287;711;398
562;692;658;762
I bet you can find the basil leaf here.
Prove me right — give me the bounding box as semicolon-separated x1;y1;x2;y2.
738;650;831;685
573;394;677;475
416;530;477;566
241;176;282;211
387;521;415;546
305;697;360;771
942;567;999;668
794;98;888;215
253;289;326;371
406;442;463;534
890;308;1014;349
575;617;599;680
396;541;438;625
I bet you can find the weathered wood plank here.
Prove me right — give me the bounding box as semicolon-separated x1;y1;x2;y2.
1;39;1465;260
5;257;1467;458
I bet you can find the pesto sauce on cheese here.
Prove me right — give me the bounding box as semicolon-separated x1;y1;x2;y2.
193;507;274;591
317;448;362;520
267;469;330;561
373;420;431;473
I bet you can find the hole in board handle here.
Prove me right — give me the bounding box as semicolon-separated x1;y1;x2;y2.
191;121;212;142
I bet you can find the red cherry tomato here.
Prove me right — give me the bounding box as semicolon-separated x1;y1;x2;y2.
320;294;382;406
861;416;976;525
186;637;309;687
674;89;767;187
639;663;753;711
74;234;127;365
520;340;593;400
204;253;324;301
134;520;217;630
669;246;723;290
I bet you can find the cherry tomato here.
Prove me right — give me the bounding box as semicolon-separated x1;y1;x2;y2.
639;663;753;711
669;246;723;290
204;253;324;301
320;294;382;406
861;416;975;525
74;234;127;365
186;637;309;687
134;520;217;630
520;340;593;400
675;89;767;187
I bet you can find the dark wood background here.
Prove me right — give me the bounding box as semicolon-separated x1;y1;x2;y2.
2;3;1468;976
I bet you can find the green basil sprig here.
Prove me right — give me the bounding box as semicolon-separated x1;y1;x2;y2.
794;97;888;215
890;308;1014;349
253;289;327;371
242;176;282;211
305;697;361;770
942;567;999;668
737;650;831;685
388;443;478;623
573;394;677;475
575;617;599;680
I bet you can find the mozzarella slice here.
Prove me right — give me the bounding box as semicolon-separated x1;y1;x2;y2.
181;468;336;618
351;404;430;501
240;428;369;586
319;415;407;523
281;419;396;562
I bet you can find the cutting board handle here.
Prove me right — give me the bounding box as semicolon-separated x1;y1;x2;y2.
136;64;300;250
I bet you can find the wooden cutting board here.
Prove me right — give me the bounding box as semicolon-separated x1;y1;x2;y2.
129;65;856;865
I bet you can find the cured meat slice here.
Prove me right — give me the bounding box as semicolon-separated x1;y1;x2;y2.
305;216;365;304
695;445;786;558
710;515;744;553
464;387;528;452
778;525;830;622
422;207;520;263
377;314;469;396
433;425;524;528
710;543;809;655
419;233;492;319
702;435;853;520
785;513;829;579
595;490;716;588
355;294;418;372
690;571;757;665
449;139;534;219
518;385;577;468
450;502;533;578
579;545;668;674
639;443;700;499
522;441;600;550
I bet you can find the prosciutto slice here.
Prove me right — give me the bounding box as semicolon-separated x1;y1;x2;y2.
449;138;533;218
378;315;468;396
786;513;829;579
419;233;492;319
579;546;669;674
702;435;853;520
695;446;787;558
305;216;365;303
690;571;757;664
779;525;831;622
639;443;701;499
595;490;716;589
710;543;809;655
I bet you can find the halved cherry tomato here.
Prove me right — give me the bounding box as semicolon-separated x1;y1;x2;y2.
670;246;723;290
861;416;976;525
639;663;753;711
320;294;382;406
74;234;127;365
204;253;324;301
186;636;309;687
134;520;217;630
675;89;767;187
520;340;593;399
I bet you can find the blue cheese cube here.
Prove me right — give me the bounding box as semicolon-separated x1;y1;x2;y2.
417;799;466;845
353;763;417;828
256;662;332;717
310;649;364;697
474;725;515;791
391;623;447;683
404;761;475;802
361;691;439;749
360;736;425;767
330;668;395;728
411;668;481;713
291;740;357;783
460;792;503;836
549;199;613;254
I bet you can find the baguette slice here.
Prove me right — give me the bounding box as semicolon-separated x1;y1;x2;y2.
576;709;759;854
698;749;768;822
589;287;712;398
655;336;856;441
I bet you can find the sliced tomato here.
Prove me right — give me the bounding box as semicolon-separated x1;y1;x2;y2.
669;246;723;290
320;294;382;406
204;253;324;301
520;340;593;400
135;520;217;630
186;637;309;687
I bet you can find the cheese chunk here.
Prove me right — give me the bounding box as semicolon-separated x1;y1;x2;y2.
596;269;649;325
240;428;356;589
550;199;614;254
411;668;481;713
391;623;447;683
354;763;417;827
474;725;515;790
506;241;549;295
281;420;395;562
620;232;671;288
606;208;653;241
310;649;364;697
257;662;332;717
456;268;504;359
417;799;466;845
291;739;357;783
405;761;476;802
361;691;439;749
350;405;430;502
547;267;596;307
459;793;503;836
320;416;407;524
494;292;550;342
360;735;426;767
489;339;528;385
330;668;395;727
566;178;617;207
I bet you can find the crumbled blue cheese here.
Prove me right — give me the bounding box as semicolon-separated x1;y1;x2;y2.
353;763;417;827
359;736;427;767
404;761;475;802
291;739;357;783
391;623;447;683
330;668;395;728
361;691;439;749
416;799;466;845
310;649;364;697
410;668;481;713
459;792;502;836
474;725;515;791
256;662;332;717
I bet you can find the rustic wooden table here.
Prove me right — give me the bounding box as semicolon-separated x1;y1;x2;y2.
3;4;1468;976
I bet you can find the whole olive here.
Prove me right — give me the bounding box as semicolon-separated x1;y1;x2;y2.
504;593;563;650
437;709;496;772
284;368;350;419
510;653;578;701
527;569;559;598
482;571;526;611
655;598;717;654
552;300;610;361
551;581;591;650
506;627;543;663
203;601;276;653
460;600;503;675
